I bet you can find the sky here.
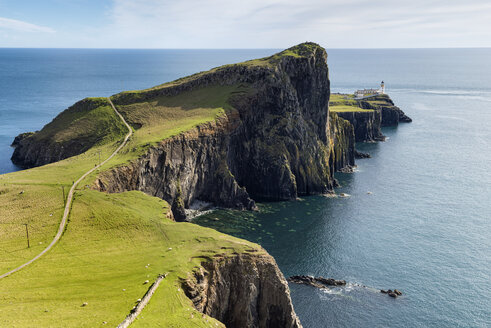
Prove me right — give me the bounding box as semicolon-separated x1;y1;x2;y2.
0;0;490;48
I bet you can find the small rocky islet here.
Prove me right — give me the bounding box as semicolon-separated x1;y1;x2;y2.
289;275;404;298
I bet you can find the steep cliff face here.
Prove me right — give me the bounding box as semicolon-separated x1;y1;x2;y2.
358;94;412;126
182;253;302;328
95;43;335;218
94;114;256;220
335;110;385;142
329;112;355;172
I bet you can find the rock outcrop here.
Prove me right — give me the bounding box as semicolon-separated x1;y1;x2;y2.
10;132;35;147
94;114;257;215
182;253;302;328
334;110;385;143
358;94;412;126
288;275;346;288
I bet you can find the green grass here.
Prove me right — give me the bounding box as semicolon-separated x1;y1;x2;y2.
24;97;127;148
329;105;372;112
0;82;250;276
0;189;261;327
329;93;374;112
115;85;248;148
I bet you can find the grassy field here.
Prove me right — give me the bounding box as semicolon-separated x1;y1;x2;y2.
0;189;260;327
329;93;373;112
0;74;261;326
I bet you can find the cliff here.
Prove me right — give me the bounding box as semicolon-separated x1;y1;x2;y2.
93;42;336;219
358;94;412;126
334;110;384;142
330;93;411;143
329;112;355;172
182;253;302;328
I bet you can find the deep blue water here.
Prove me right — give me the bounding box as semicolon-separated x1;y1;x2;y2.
1;48;490;327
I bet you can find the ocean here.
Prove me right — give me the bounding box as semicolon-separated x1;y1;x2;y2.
1;48;490;327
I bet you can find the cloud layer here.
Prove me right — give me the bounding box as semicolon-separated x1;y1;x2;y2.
1;0;490;48
0;17;54;33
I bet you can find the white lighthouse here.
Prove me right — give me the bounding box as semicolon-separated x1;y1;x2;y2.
380;81;385;94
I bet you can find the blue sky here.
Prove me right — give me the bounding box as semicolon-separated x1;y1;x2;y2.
1;0;490;48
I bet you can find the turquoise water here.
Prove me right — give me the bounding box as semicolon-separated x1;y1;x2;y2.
1;48;490;327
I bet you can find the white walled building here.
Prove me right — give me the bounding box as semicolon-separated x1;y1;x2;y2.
354;81;385;99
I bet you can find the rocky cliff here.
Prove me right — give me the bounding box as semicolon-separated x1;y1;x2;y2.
329;112;355;172
330;94;411;143
94;43;338;219
182;252;302;328
10;44;409;219
358;94;412;126
334;110;385;142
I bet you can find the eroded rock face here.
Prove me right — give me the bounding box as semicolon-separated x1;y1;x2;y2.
182;253;302;328
359;95;412;126
334;95;411;143
335;110;385;142
329;112;355;172
94;115;257;216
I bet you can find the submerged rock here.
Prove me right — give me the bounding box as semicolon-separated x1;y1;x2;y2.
381;288;403;297
355;150;371;159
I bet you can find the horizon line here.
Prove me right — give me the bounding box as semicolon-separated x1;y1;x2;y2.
1;46;491;50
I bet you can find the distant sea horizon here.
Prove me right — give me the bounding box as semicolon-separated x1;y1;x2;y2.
1;48;490;327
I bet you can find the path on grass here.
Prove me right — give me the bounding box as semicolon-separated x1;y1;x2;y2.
0;98;132;279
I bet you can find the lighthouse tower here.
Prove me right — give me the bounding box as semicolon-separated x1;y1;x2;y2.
380;81;385;94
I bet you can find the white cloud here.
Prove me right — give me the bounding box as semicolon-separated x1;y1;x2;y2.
3;0;490;47
0;17;55;33
97;0;491;48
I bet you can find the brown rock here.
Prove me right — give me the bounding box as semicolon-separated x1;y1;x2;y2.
182;253;302;328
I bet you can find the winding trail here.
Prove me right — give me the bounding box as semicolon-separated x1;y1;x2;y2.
0;97;132;280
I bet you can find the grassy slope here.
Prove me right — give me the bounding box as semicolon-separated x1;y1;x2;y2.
20;98;128;152
0;83;248;274
329;93;373;112
0;189;261;327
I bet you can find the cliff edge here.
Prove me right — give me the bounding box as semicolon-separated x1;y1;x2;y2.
93;43;335;220
182;252;301;328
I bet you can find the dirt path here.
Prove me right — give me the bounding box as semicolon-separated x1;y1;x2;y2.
0;97;132;279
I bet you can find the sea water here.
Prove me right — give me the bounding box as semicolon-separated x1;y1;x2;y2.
1;48;490;327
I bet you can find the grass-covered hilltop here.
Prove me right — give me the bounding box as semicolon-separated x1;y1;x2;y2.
1;42;410;327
